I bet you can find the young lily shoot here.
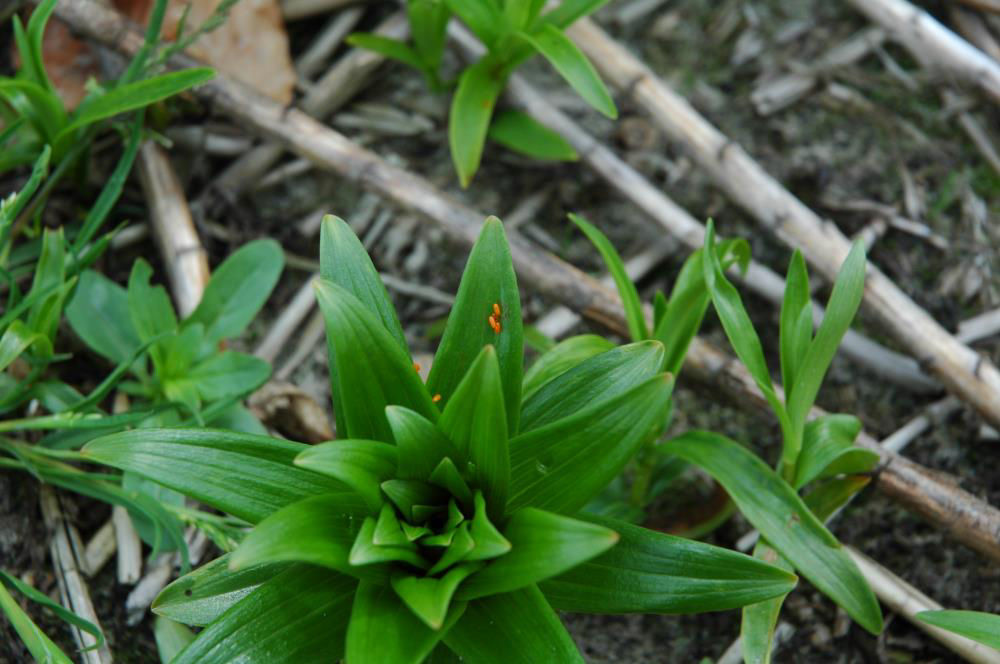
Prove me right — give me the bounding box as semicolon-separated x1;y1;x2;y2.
84;215;798;663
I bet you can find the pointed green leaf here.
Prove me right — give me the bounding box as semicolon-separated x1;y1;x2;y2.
59;68;215;138
793;414;872;490
408;0;450;73
445;0;503;46
66;270;142;365
374;503;411;545
128;259;177;372
428;218;523;433
295;440;398;510
668;430;883;634
319;215;408;352
540;515;797;613
315;278;437;440
387;406;463;481
349;516;427;570
22;0;59;93
449;59;506;186
380;479;448;520
569;213;644;340
428;522;475;575
346;33;425;72
229;493;371;579
440;345;509;517
653;247;714;376
154;555;288;626
520;341;665;432
652;290;668;330
522;25;616;118
740;540;793;664
488;110;578;161
522;334;614;400
458;508;617;600
915;610;1000;649
779;250;811;395
83;428;344;523
183;351;271;402
154;616;196;663
171;565;356;664
465;491;511;561
186;238;283;344
391;565;480;630
0;580;72;664
428;458;474;506
445;586;583;663
509;373;674;514
786;242;866;440
347;580;462;664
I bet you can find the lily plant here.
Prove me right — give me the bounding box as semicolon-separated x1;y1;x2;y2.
85;215;797;663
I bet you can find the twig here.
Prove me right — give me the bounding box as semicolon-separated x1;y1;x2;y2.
50;0;1000;562
568;17;1000;430
274;310;325;381
195;11;408;209
281;0;357;21
750;27;886;115
295;6;365;80
845;0;1000;104
136;141;209;317
82;518;115;577
951;6;1000;61
847;547;1000;664
254;273;320;364
448;25;938;393
951;0;1000;16
111;506;141;585
958;307;1000;344
40;486;112;664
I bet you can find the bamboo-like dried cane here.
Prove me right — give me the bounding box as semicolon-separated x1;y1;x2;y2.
40;486;113;664
845;0;1000;104
567;17;1000;431
48;0;1000;562
136;141;210;317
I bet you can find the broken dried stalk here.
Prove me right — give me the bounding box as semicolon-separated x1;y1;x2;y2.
568;17;1000;431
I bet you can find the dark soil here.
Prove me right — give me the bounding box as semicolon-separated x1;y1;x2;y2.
2;0;1000;662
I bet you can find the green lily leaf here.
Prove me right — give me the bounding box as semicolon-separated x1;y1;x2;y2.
408;0;450;73
915;610;1000;649
445;0;503;46
521;24;616;118
466;491;512;561
444;586;583;663
740;540;793;664
315;278;437;440
295;440;398;510
569;213;644;341
508;373;674;514
391;564;480;630
779;250;812;395
350;516;428;570
319;215;408;353
458;508;617;600
428;218;523;434
83;428;344;524
520;341;665;432
439;345;509;518
668;430;883;634
171;565;356;664
387;406;463;481
183;351;271;402
448;58;506;187
522;334;614;401
25;227;68;344
154;616;196;663
229;493;372;579
154;554;288;626
185;238;284;344
785;241;866;443
540;515;797;613
347;580;463;664
65;269;142;365
793;414;875;490
487;110;578;161
127;258;177;373
429;458;474;506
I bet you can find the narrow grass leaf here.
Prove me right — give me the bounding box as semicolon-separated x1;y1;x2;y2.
779;250;811;394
